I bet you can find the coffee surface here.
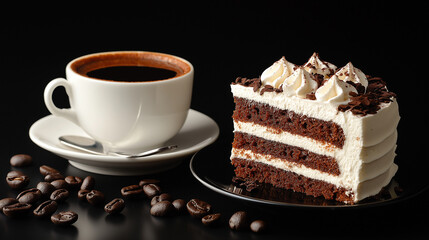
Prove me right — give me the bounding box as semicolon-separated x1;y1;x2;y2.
86;66;177;82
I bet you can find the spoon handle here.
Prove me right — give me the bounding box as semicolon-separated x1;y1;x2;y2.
113;145;178;158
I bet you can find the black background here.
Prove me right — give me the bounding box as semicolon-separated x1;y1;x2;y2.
1;1;428;239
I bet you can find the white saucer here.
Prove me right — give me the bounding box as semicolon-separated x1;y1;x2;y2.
29;109;219;176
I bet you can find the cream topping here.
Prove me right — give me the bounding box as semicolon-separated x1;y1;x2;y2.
303;52;337;77
335;62;368;88
282;67;318;98
315;75;357;104
260;57;296;88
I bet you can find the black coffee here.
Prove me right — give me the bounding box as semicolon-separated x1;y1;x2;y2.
86;66;177;82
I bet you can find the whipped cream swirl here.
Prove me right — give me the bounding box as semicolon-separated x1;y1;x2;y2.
261;57;296;88
315;75;357;104
335;62;368;88
304;52;337;77
283;67;318;98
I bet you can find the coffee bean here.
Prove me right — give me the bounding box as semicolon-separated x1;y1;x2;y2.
6;170;30;189
86;190;105;205
50;179;68;189
151;193;172;206
250;220;267;233
39;165;60;176
10;154;32;167
104;198;125;214
0;198;19;211
2;203;32;217
51;211;78;225
37;182;56;198
50;189;69;202
44;173;64;182
172;199;186;213
81;176;95;190
150;201;175;217
3;202;31;217
77;189;90;201
139;179;160;187
229;211;249;231
64;176;82;188
33;200;58;217
16;188;42;204
186;199;211;218
143;184;161;198
202;213;222;226
121;184;143;198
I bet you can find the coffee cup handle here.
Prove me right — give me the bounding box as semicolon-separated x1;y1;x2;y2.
44;78;79;125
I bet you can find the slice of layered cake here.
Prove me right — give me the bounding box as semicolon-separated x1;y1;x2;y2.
230;53;400;204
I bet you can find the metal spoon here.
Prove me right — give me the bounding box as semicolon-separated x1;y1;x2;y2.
59;135;178;158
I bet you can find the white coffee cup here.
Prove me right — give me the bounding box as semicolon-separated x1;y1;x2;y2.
44;51;193;153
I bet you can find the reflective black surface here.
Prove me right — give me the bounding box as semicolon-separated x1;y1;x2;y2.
1;2;428;239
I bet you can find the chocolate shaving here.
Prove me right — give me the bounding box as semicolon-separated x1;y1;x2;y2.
338;76;396;116
260;84;283;95
233;77;262;92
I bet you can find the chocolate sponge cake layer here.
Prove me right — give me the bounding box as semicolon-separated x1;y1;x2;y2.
232;97;345;148
232;132;340;175
231;158;354;203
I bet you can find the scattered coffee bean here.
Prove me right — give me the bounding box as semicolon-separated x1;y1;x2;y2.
139;179;160;187
10;154;32;167
202;213;222;227
78;189;91;201
6;170;30;189
44;173;64;182
0;198;19;211
81;176;95;190
186;199;211;218
143;184;161;198
250;220;267;233
172;199;187;213
50;189;69;202
229;211;249;231
50;179;68;189
37;182;56;198
151;193;172;206
33;200;58;217
104;198;125;214
64;176;82;188
86;190;105;205
51;211;78;225
2;203;32;217
121;184;143;198
150;201;175;217
39;165;60;176
16;188;42;204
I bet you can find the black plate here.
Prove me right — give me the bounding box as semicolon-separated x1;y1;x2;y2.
190;142;429;209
